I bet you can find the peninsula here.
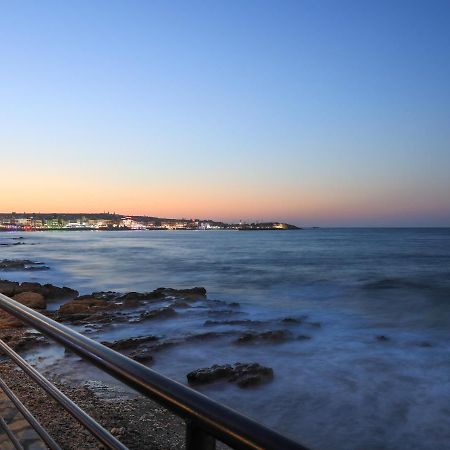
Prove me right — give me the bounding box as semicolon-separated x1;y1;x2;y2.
0;213;300;231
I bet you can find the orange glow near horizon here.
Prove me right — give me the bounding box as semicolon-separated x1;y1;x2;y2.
1;170;448;226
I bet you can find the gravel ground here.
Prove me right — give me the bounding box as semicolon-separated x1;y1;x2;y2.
0;358;186;449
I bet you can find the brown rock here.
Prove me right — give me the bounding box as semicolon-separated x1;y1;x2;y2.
59;297;111;315
0;312;24;328
0;280;19;297
13;292;46;309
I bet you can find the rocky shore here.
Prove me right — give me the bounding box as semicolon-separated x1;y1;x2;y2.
0;275;317;448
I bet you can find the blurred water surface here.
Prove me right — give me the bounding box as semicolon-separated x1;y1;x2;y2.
1;228;450;450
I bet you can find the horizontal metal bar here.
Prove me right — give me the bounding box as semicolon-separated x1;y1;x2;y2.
0;339;127;450
0;415;24;450
0;293;307;450
0;375;61;450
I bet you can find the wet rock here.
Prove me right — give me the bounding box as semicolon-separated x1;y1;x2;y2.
91;291;121;301
156;287;207;298
282;317;303;324
1;280;78;299
102;335;159;350
17;282;42;293
187;362;273;388
235;330;292;344
41;284;78;299
187;364;233;384
138;307;177;321
1;331;49;351
184;331;235;341
58;297;113;315
117;291;164;304
0;280;20;297
0;260;49;271
129;349;154;363
0;313;24;328
13;292;46;309
0;291;47;328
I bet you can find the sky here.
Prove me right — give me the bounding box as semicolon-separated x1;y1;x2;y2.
1;0;449;226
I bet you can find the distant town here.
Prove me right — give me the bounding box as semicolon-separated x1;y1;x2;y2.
0;213;300;231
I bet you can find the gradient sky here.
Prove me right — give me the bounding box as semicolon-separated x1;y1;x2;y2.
1;0;449;226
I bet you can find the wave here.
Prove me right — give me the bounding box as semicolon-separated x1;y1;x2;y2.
361;278;437;291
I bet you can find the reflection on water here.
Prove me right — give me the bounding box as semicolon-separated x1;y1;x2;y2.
1;228;450;450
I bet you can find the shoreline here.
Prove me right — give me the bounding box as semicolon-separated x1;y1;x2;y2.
0;358;186;449
0;278;283;448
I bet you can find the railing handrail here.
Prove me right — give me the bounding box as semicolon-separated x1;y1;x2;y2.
0;292;308;450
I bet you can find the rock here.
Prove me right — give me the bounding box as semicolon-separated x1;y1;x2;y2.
13;292;46;309
203;319;261;327
4;281;79;299
0;260;49;271
2;288;47;327
117;291;164;303
138;307;177;321
110;427;125;437
187;362;273;388
129;349;154;363
102;335;159;350
185;331;234;341
281;317;303;324
187;364;234;384
235;330;292;344
375;335;389;342
0;280;20;296
59;297;112;315
156;287;207;298
41;284;78;299
1;331;49;351
0;313;24;328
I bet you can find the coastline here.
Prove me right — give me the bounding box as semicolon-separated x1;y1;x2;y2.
0;278;282;448
0;357;185;449
2;229;450;450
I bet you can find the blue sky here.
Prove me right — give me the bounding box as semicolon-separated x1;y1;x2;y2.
1;0;449;225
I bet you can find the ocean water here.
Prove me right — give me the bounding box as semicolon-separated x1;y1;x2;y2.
1;228;450;450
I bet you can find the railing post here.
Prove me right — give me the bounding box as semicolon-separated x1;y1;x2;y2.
186;420;216;450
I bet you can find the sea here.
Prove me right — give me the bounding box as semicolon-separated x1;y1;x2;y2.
1;228;450;450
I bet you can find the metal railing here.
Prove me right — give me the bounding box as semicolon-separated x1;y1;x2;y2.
0;293;308;450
